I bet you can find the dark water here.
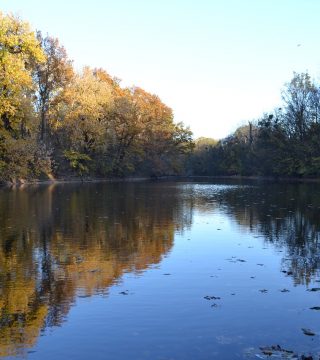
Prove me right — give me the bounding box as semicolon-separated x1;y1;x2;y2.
1;180;320;359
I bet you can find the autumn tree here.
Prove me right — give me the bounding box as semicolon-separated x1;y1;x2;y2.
0;13;47;181
52;67;113;175
107;87;194;176
133;87;180;175
0;13;193;181
0;13;44;134
33;32;74;145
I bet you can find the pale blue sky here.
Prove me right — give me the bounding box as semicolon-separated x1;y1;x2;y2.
2;0;320;139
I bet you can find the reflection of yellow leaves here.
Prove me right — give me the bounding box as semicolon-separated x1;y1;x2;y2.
0;304;48;357
7;281;35;313
0;299;4;312
0;185;178;356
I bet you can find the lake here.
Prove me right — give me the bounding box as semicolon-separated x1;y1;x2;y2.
0;180;320;359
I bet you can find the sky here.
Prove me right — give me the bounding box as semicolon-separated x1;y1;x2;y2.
2;0;320;139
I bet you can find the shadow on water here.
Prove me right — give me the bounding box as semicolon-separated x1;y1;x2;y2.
0;180;320;358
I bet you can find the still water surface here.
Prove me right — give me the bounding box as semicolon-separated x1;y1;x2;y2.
1;180;320;359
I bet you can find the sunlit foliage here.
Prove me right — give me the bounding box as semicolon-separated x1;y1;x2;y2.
0;13;193;182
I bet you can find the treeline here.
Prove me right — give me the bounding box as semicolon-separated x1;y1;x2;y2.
0;13;193;182
189;72;320;178
3;12;320;182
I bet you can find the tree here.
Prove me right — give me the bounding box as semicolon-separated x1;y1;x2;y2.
187;137;217;175
282;72;318;140
0;12;193;180
106;89;142;175
52;67;113;174
0;13;45;136
0;13;47;181
33;32;74;144
106;87;194;176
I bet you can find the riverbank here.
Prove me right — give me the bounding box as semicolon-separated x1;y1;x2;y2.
0;176;155;188
185;175;320;183
2;174;320;188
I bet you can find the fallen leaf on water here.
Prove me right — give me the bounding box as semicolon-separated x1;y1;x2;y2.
119;291;129;295
204;295;221;300
259;345;293;356
302;328;316;336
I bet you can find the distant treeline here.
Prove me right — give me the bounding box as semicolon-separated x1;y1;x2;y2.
0;13;193;182
189;72;320;178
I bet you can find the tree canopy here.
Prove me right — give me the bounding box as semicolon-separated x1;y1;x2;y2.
0;13;193;182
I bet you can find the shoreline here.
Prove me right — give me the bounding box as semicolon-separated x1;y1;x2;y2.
0;176;154;188
2;174;320;188
184;175;320;183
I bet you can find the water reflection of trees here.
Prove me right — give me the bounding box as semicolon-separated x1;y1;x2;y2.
0;182;192;357
217;182;320;286
1;180;320;356
157;180;320;287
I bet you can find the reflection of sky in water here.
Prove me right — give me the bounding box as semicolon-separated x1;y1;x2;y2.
1;181;320;359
